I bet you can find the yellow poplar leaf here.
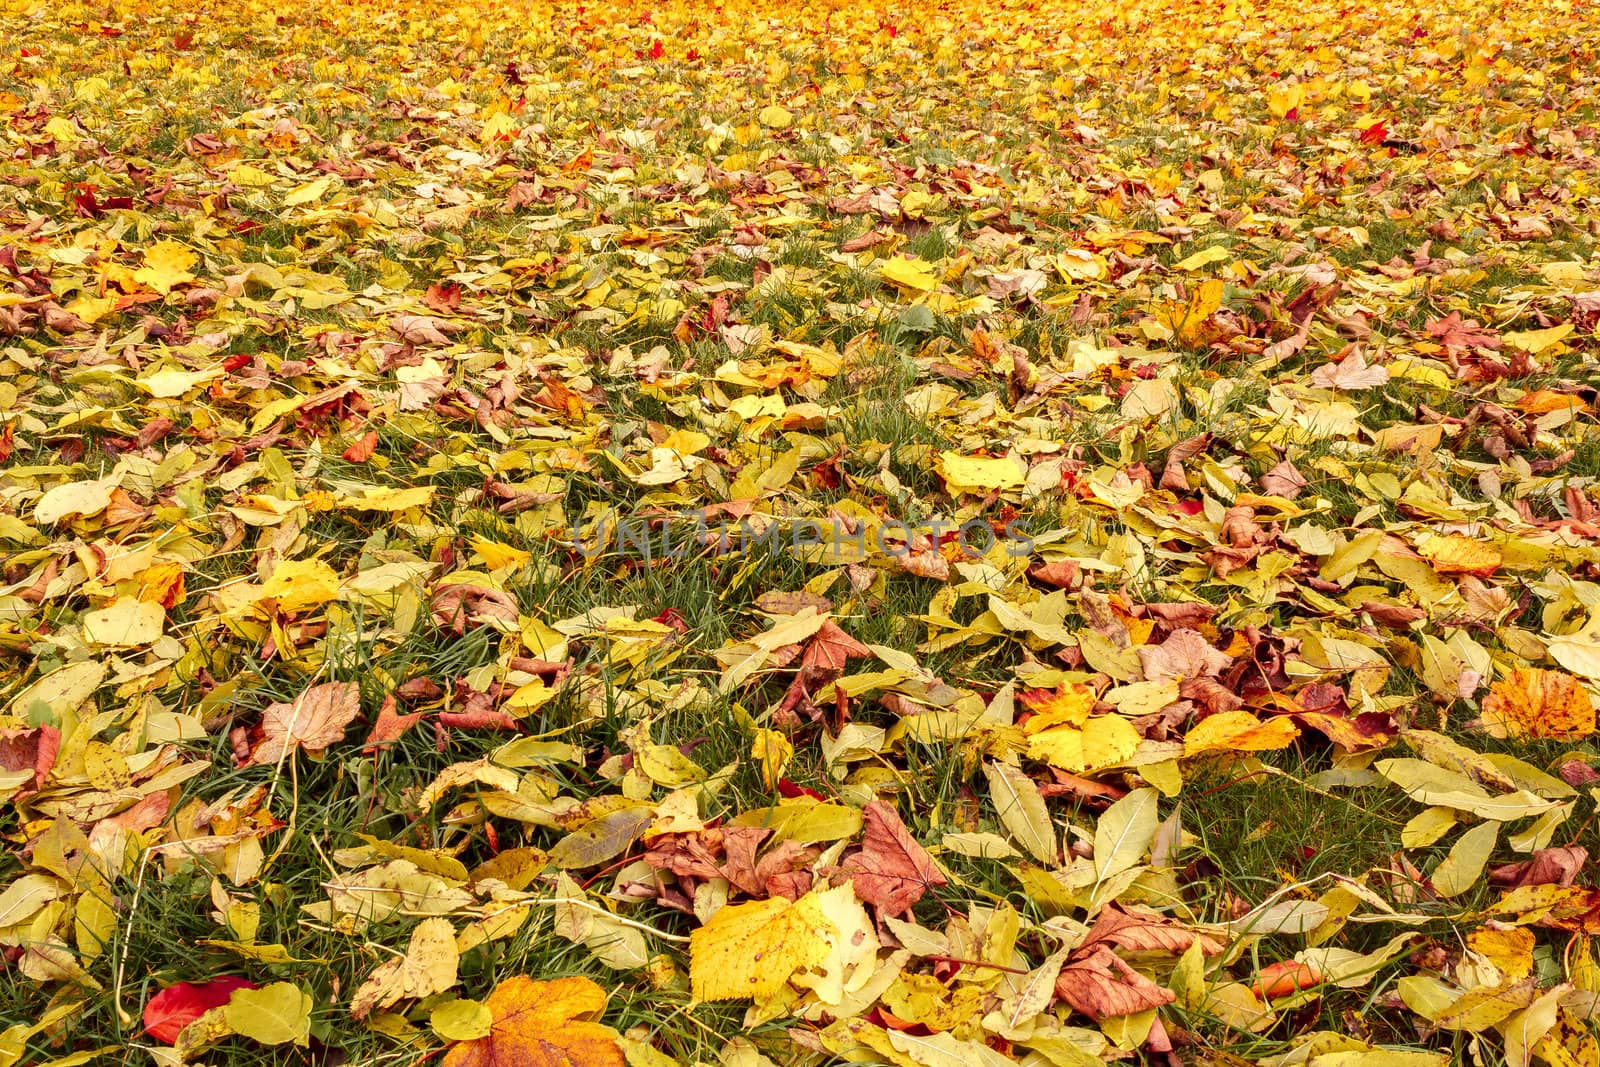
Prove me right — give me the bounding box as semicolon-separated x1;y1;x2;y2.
1400;807;1458;849
1418;534;1502;577
758;104;793;128
470;537;532;570
1479;668;1596;739
982;761;1056;864
1173;246;1232;272
283;176;332;206
786;884;879;1005
880;256;940;292
132;240;199;295
1268;82;1306;118
751;728;793;790
1093;787;1159;881
1183;711;1301;757
1466;926;1535;982
81;596;165;647
689;891;834;1001
1431;979;1537;1031
223;983;312;1046
1548;632;1600;681
137;367;223;398
229;164;277;187
1026;715;1140;773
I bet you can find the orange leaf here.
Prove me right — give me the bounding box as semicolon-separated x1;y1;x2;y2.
1479;668;1596;739
1251;961;1323;1000
1418;534;1502;577
441;976;622;1067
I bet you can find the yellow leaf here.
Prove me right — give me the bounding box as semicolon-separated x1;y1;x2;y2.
1429;822;1497;898
351;917;459;1019
81;596;165;648
258;559;342;614
1183;711;1301;757
1026;714;1140;773
1173;246;1232;272
689;891;834;1001
880;256;940;292
34;479;116;525
1503;323;1574;353
936;451;1025;492
431;999;492;1041
132;240;199;295
223;983;312;1046
751;728;793;790
758;104;793;128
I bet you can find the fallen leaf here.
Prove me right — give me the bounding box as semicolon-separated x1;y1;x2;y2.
441;976;623;1067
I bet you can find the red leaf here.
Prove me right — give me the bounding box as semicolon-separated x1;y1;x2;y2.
143;977;258;1043
342;429;379;463
841;801;947;916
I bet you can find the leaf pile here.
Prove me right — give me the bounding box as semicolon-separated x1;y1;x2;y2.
2;0;1600;1062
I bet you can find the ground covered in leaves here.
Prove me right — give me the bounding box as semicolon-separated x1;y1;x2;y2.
2;0;1600;1063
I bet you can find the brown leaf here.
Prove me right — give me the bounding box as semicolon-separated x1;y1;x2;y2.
1488;847;1588;888
431;584;520;636
1137;629;1232;683
1081;903;1225;956
364;694;424;752
1259;459;1308;499
1054;944;1175;1021
841;801;947;916
1159;433;1211;491
247;682;361;765
1028;559;1081;589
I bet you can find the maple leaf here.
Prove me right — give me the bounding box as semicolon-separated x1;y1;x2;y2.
841;800;947;916
247;682;362;765
1427;311;1502;352
440;976;622;1067
801;619;872;671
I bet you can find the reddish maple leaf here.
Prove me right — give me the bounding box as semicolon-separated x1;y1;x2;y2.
801;620;871;671
1426;311;1501;352
841;801;947;916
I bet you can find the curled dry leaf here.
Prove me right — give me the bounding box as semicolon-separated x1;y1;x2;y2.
247;682;362;765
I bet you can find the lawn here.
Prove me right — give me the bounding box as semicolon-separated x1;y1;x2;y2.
2;0;1599;1063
